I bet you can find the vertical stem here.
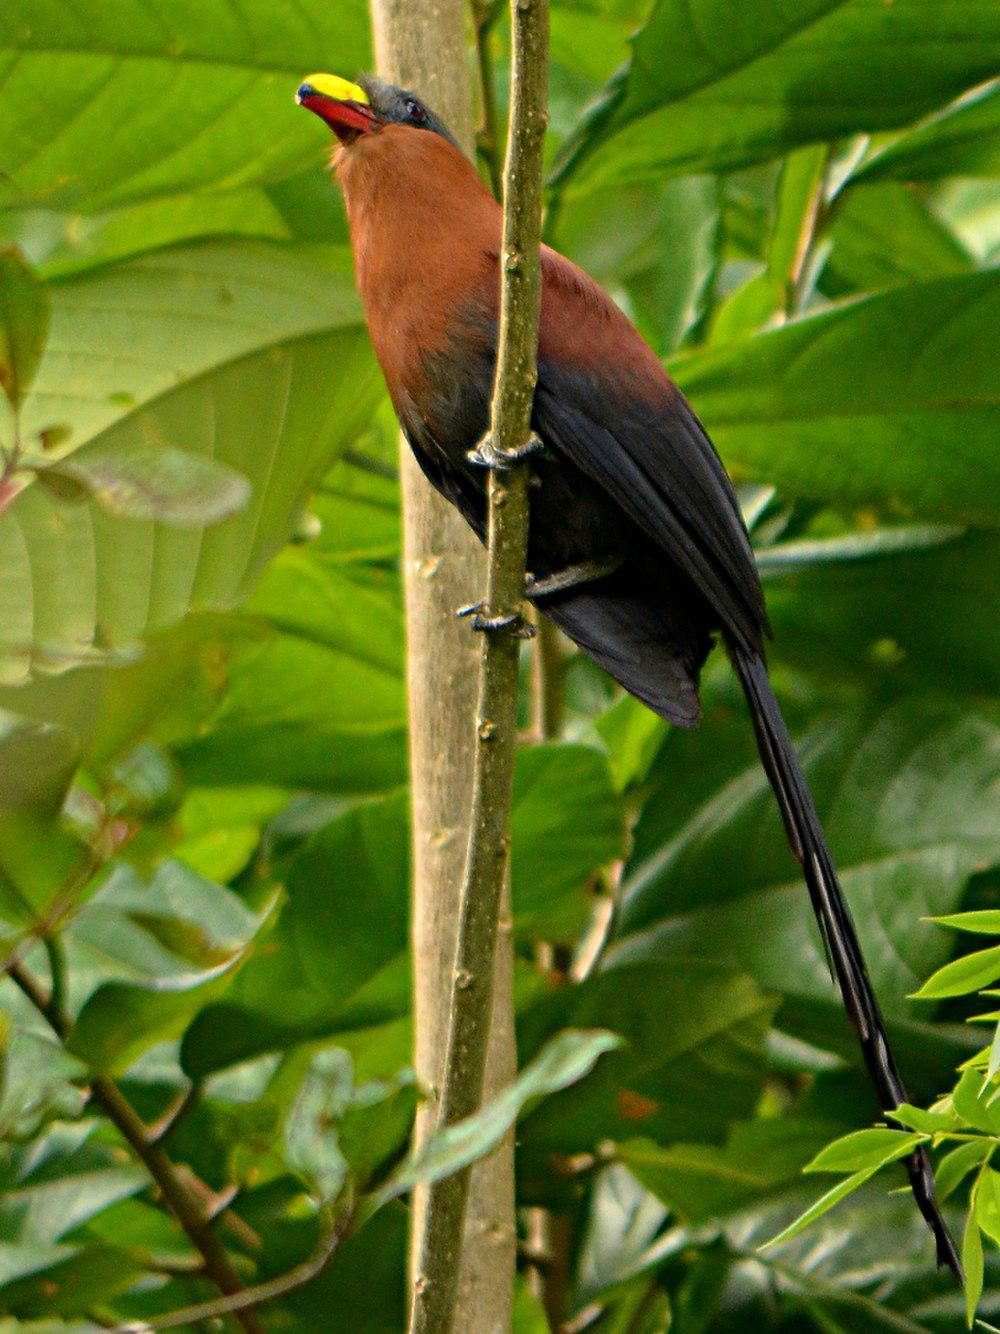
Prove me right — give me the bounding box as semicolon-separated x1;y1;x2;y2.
367;3;517;1331
408;0;550;1330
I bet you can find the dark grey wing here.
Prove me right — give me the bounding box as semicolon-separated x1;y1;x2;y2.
534;360;768;652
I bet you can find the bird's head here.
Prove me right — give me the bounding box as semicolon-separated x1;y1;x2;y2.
295;73;457;147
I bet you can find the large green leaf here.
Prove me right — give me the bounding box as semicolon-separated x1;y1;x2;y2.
0;240;380;683
517;961;776;1162
858;81;1000;184
180;791;412;1077
673;271;1000;526
0;0;370;212
65;858;269;1071
613;698;1000;1064
763;528;1000;700
0;246;49;409
553;0;1000;192
176;558;408;794
823;181;972;295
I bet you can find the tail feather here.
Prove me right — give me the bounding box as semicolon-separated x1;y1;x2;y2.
729;642;961;1281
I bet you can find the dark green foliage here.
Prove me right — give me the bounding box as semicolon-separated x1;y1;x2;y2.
0;0;998;1328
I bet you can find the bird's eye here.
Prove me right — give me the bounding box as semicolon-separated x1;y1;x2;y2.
404;98;426;124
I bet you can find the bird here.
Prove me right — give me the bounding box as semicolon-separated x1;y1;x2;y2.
297;71;961;1277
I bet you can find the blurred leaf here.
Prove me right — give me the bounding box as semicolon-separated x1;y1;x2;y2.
518;961;775;1158
824;181;972;295
0;0;371;211
620;1118;835;1223
0;1124;146;1245
32;191;290;278
510;743;625;938
0;1029;85;1138
762;529;1000;700
177;558;407;794
554;176;720;354
975;1167;1000;1247
43;444;250;527
553;0;1000;191
0;240;378;683
595;693;669;791
368;1030;621;1211
859;81;1000;184
615;699;1000;1066
0;711;79;816
181;792;411;1076
574;1162;669;1304
65;859;268;1071
0;246;49;409
674;271;1000;527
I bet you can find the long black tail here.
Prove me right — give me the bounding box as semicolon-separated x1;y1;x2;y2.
729;641;961;1280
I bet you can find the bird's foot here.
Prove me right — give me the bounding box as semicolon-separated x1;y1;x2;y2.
466;433;545;470
526;555;626;599
456;601;536;639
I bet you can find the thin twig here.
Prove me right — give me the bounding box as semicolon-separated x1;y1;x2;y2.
408;0;549;1330
116;1200;354;1332
6;961;263;1334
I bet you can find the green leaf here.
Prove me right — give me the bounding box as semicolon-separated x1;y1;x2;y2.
181;792;411;1077
620;1118;835;1222
0;240;379;683
858;82;1000;184
553;0;1000;191
964;1175;985;1328
0;1029;85;1138
510;744;625;939
673;271;1000;527
761;529;1000;701
176;557;406;794
517;961;775;1156
804;1128;924;1175
761;1165;885;1250
974;1166;1000;1247
0;0;371;211
0;1126;146;1246
912;945;1000;1000
929;910;1000;935
616;699;1000;1064
890;1101;962;1135
368;1030;621;1211
0;246;49;409
936;1139;994;1201
553;176;720;355
953;1066;1000;1135
823;181;972;295
65;859;269;1071
43;444;250;527
0;711;79;817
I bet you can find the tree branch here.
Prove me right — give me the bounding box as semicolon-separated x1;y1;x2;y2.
408;0;549;1329
118;1201;354;1332
7;961;263;1334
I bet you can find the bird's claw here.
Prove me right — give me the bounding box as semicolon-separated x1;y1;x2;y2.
466;433;545;470
456;601;536;639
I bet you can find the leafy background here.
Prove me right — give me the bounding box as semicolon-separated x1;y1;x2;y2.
0;0;998;1329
